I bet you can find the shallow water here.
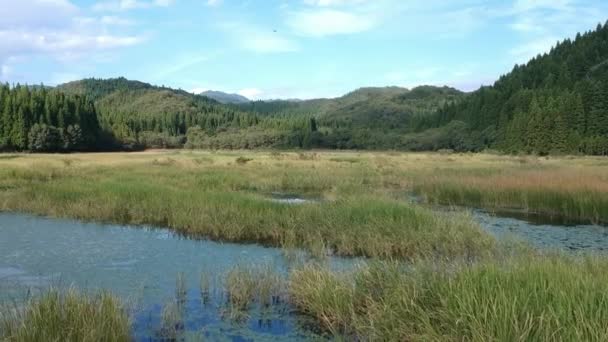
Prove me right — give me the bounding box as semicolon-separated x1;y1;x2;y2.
0;213;356;341
473;210;608;252
268;192;318;205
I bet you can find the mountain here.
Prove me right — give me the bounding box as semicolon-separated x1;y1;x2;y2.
417;22;608;155
235;85;465;148
3;22;607;153
57;78;262;148
199;90;249;104
56;79;463;150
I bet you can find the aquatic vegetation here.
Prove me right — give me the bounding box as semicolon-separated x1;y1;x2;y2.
0;151;498;260
290;255;608;341
411;157;608;224
158;300;184;340
0;289;130;342
224;264;286;311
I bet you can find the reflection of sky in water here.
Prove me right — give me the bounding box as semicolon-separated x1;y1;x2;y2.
474;210;608;252
0;213;357;340
407;193;608;253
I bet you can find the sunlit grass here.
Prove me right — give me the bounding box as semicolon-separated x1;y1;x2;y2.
0;151;496;260
290;254;608;341
0;289;130;342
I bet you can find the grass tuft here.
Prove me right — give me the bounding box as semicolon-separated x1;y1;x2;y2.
0;288;130;342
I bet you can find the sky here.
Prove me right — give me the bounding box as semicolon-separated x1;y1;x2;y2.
0;0;607;100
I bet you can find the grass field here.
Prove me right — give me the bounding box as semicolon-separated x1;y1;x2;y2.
0;150;503;260
2;150;608;340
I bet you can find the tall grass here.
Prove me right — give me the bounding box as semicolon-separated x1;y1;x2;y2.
413;164;608;224
0;289;131;342
224;264;286;311
290;254;608;341
0;152;495;260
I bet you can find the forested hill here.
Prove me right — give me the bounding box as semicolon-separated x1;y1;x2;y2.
234;86;465;149
56;78;267;149
0;84;100;152
53;79;462;150
2;23;608;153
419;22;608;155
200;90;250;104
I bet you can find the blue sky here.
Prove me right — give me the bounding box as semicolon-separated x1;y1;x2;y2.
1;0;607;99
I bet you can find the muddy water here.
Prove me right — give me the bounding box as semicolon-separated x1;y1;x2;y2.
0;213;355;341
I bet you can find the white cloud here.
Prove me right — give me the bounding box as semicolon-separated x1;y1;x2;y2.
303;0;369;6
384;65;490;92
153;54;210;80
93;0;174;12
287;9;374;37
101;16;135;26
50;72;82;85
0;64;12;81
0;0;145;75
206;0;223;7
507;0;606;65
237;88;263;99
512;0;573;12
190;87;208;94
509;36;559;63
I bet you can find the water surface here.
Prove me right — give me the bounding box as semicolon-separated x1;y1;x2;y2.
0;213;354;341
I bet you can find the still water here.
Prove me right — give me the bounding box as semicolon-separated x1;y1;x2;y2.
0;213;354;341
2;204;607;340
474;209;608;252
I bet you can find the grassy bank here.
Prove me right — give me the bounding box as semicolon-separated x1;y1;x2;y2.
409;154;608;224
289;254;608;341
0;289;130;342
0;151;494;260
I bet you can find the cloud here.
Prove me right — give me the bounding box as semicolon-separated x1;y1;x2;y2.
507;0;607;64
303;0;369;6
153;54;210;80
0;64;12;81
384;65;489;92
287;9;375;37
286;0;384;37
190;87;208;94
50;72;82;85
0;0;145;70
206;0;223;7
220;22;299;53
93;0;174;12
509;36;560;63
237;88;263;99
101;16;135;26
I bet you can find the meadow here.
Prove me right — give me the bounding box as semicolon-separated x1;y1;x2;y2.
1;150;608;340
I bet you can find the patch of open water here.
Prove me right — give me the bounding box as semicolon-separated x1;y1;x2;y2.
0;213;357;341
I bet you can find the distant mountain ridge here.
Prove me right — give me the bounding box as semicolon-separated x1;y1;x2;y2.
199;90;250;104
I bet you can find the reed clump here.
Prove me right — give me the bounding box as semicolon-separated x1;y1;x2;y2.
0;288;131;342
289;254;608;341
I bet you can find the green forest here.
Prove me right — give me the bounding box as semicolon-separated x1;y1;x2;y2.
1;22;608;154
0;85;100;152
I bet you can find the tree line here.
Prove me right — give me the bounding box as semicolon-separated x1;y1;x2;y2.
0;85;100;152
421;22;608;155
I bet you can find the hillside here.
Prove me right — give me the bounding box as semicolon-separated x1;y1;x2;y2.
419;22;608;155
53;78;463;150
235;85;464;148
200;90;250;104
57;78;264;148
